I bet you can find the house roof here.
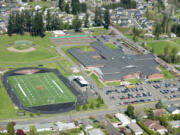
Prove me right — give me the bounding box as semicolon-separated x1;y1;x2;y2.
153;109;166;117
128;123;143;133
166;106;180;113
144;120;165;130
88;129;104;135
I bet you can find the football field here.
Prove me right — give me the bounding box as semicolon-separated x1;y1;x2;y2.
7;72;76;107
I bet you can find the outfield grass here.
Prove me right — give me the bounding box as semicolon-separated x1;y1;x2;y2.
90;74;104;88
146;40;180;55
8;72;76;107
0;33;58;63
159;66;176;79
104;42;119;50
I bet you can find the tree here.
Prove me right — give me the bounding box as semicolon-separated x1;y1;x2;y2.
6;122;15;135
164;45;169;56
71;0;80;14
158;116;169;127
148;109;155;120
36;111;40;116
89;102;94;109
7;14;13;36
58;0;65;11
154;23;161;40
46;9;52;31
16;129;25;135
94;6;102;26
132;27;141;42
155;100;163;109
171;48;178;63
96;102;100;108
24;10;32;32
97;95;102;102
104;8;110;29
65;2;70;14
100;98;104;104
82;104;88;110
29;125;37;135
72;16;81;32
126;105;134;118
76;103;80;111
84;13;89;28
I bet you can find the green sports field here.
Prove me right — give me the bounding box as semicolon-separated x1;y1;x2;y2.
7;72;76;107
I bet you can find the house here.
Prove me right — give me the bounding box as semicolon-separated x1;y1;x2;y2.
56;122;76;131
78;13;86;20
127;123;143;135
52;30;66;37
34;5;41;10
144;33;155;38
166;106;180;114
144;120;167;134
153;109;166;117
87;128;104;135
115;113;131;126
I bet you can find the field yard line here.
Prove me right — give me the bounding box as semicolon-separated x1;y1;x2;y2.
52;80;64;94
17;84;27;97
44;74;61;97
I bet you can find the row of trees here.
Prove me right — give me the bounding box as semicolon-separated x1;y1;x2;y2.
76;95;104;111
158;46;180;64
94;7;111;29
103;0;136;9
58;0;87;15
7;10;91;36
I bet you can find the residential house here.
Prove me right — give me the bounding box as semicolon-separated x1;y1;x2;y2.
115;113;131;126
56;122;76;131
153;109;166;117
166;106;180;114
87;128;104;135
127;122;143;135
144;120;167;134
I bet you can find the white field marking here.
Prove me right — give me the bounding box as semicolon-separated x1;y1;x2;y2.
52;80;64;94
44;74;61;97
17;83;27;97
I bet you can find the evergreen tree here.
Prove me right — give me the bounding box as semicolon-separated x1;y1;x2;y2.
58;0;65;11
59;19;64;30
71;0;80;14
24;10;32;32
104;8;110;29
46;9;52;31
84;13;89;28
155;100;163;109
96;102;100;108
72;16;81;32
65;2;70;14
154;23;161;40
82;104;88;110
94;6;102;26
7;14;13;36
126;105;134;118
6;122;15;135
51;13;60;30
148;109;155;120
89;102;94;109
76;103;80;111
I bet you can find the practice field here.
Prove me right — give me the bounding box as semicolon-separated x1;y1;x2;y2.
7;72;76;107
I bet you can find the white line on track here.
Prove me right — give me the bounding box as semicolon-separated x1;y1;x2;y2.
52;80;64;94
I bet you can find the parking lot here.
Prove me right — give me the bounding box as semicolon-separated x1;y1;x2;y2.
101;79;180;107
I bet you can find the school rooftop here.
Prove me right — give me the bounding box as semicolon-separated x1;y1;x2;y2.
68;42;162;82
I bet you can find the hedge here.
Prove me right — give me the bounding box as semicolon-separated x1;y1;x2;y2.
137;121;155;135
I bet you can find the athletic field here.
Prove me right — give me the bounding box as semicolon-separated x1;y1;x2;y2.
7;72;76;107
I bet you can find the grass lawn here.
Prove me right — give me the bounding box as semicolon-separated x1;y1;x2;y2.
106;81;121;86
89;28;110;36
173;128;180;134
173;37;180;44
159;66;176;79
175;12;180;19
104;42;119;50
126;79;140;84
90;74;104;88
106;114;119;123
8;72;76;107
0;82;17;119
146;40;180;55
0;33;58;63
